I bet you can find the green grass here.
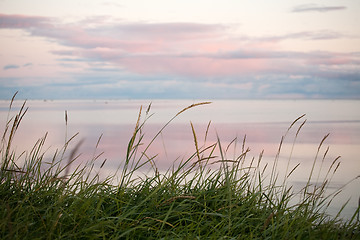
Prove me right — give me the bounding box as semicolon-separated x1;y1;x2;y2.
1;94;359;239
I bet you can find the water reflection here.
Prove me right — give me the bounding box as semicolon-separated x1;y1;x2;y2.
1;99;359;220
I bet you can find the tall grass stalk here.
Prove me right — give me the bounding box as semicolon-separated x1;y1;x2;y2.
0;96;359;239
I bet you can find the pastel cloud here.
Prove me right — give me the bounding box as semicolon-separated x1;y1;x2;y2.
2;62;33;74
259;30;348;41
0;13;50;28
0;13;359;99
292;4;347;13
3;64;20;70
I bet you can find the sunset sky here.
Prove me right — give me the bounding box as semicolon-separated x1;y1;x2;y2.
1;0;359;99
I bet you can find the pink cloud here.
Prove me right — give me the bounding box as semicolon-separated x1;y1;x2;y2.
117;56;269;77
306;54;355;66
1;13;359;81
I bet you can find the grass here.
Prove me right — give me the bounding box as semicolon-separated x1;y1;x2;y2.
1;93;359;239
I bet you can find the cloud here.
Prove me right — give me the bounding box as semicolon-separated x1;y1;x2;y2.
292;4;347;13
0;13;50;28
261;30;347;41
23;63;32;67
2;63;33;71
0;14;349;56
211;50;359;66
1;13;359;99
3;64;20;70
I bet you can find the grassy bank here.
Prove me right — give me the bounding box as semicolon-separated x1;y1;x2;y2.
1;95;359;239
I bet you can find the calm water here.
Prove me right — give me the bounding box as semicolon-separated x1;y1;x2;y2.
1;99;359;221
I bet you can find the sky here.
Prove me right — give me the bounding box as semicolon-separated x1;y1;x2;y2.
0;0;359;99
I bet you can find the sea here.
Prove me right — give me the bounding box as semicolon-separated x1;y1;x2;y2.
1;99;359;221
